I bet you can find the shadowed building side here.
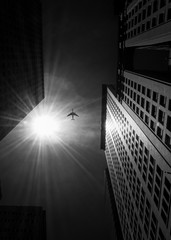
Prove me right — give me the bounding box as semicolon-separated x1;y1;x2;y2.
124;0;171;47
120;0;171;83
0;205;46;240
0;0;44;141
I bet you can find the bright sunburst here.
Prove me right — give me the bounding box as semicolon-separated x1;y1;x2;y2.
31;114;58;140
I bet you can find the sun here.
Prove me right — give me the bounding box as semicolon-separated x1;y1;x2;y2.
31;114;58;140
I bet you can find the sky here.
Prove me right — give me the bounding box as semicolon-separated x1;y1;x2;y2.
0;0;119;239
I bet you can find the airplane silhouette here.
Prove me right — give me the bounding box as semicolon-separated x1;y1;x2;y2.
67;109;79;120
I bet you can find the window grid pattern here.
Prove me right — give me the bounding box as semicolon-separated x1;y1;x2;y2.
121;77;171;151
105;135;133;240
105;90;171;240
126;0;171;39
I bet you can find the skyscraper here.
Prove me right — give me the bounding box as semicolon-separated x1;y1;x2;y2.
0;205;46;239
0;0;44;141
101;0;171;239
125;0;171;47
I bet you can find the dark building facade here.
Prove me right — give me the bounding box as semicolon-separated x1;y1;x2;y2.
101;0;171;240
0;0;44;140
0;205;46;239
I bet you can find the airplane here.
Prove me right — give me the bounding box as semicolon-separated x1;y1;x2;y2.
67;109;79;120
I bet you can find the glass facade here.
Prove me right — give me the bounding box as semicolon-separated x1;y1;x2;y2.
103;87;171;240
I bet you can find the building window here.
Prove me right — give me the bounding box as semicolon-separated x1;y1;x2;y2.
131;90;133;98
147;88;151;98
147;5;152;17
130;100;132;107
168;8;171;21
144;147;149;157
159;13;165;24
153;0;158;13
153;91;158;102
132;8;135;16
140;110;144;119
151;105;157;118
138;13;141;22
136;134;139;142
150;120;156;132
137;95;140;104
160;0;166;8
142;9;146;20
141;23;145;32
136;107;139;115
158;110;165;125
146;21;151;30
146;101;150;112
160;95;166;107
138;84;141;92
157;126;163;139
152;17;157;27
141;97;145;108
145;115;149;124
142;86;146;95
139;1;142;9
143;0;147;5
140;139;143;148
133;103;136;111
165;134;171;148
166;116;171;131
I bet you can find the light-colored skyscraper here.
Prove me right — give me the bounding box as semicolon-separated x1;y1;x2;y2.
101;0;171;239
102;83;171;240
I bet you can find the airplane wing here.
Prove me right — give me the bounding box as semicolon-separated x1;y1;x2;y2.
67;112;72;117
73;112;79;117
